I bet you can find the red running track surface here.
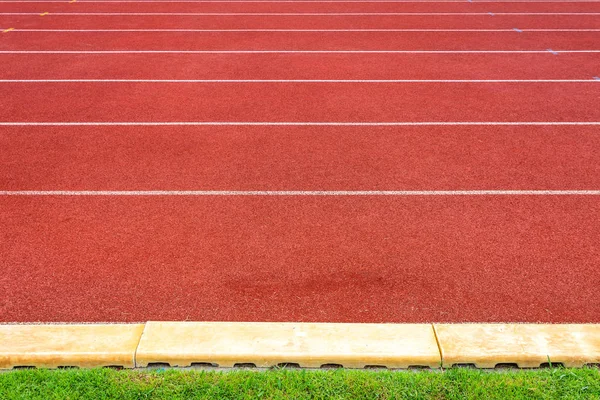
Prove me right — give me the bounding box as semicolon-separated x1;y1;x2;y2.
0;53;597;80
0;0;599;323
1;14;600;29
2;126;599;191
2;196;600;323
1;30;599;50
2;2;600;12
1;82;599;122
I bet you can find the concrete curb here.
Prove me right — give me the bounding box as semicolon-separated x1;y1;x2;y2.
436;323;600;368
0;324;145;369
1;323;599;369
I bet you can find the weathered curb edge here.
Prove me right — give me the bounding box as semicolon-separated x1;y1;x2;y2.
135;322;440;368
0;324;145;369
1;323;599;369
436;323;600;368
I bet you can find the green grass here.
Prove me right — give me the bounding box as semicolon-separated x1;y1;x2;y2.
1;367;599;400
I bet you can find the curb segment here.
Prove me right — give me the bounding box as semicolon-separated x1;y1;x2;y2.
135;321;440;368
0;324;145;369
435;323;600;368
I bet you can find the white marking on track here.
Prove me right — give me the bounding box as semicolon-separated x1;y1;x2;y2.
1;122;599;126
4;1;600;3
10;28;600;32
2;50;599;54
3;1;600;3
2;11;600;15
1;190;599;196
0;79;596;82
527;29;600;31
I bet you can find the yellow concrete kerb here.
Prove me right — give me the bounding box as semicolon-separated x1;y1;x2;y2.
135;322;441;368
435;323;600;368
0;324;145;369
1;323;599;370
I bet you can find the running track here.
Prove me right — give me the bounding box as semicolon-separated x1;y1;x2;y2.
0;0;599;324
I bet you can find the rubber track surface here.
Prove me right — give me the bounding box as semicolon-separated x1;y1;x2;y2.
1;0;599;323
0;53;598;80
2;15;600;29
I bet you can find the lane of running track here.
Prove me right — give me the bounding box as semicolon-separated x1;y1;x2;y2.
1;195;599;323
1;31;599;50
1;0;599;324
1;14;598;29
0;53;598;79
1;82;598;122
2;126;599;191
3;2;600;13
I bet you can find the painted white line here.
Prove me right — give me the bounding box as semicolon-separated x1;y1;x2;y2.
1;190;599;196
3;11;600;15
11;28;600;32
3;1;600;3
0;79;596;82
4;1;600;3
2;50;599;54
528;29;600;31
0;29;519;32
1;122;599;126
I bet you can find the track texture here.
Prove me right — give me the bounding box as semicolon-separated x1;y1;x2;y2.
1;0;599;323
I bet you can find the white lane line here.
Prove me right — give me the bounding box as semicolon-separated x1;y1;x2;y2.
0;79;596;82
4;1;600;2
10;28;600;32
1;190;599;196
2;11;600;15
1;122;599;126
528;28;600;31
3;1;600;3
2;50;599;54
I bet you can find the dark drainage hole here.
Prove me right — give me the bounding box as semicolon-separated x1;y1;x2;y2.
147;363;171;368
495;363;519;370
191;363;218;368
452;363;476;369
13;366;35;370
57;366;79;369
277;363;301;369
408;365;430;370
540;362;564;369
365;365;387;370
233;363;256;369
584;363;600;369
321;364;343;369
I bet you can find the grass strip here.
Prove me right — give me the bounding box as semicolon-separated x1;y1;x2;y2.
0;367;599;399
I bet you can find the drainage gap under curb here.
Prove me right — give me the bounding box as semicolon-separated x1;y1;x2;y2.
452;363;477;369
146;363;170;368
495;363;519;370
320;364;343;369
540;362;565;369
190;362;219;368
364;365;387;370
233;363;256;369
276;363;301;369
